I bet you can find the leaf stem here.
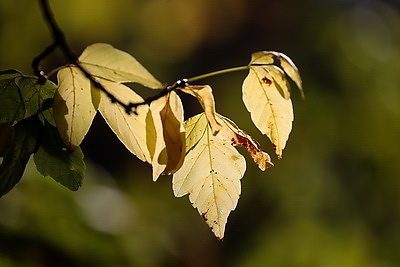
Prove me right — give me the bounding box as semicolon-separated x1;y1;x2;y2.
186;66;249;83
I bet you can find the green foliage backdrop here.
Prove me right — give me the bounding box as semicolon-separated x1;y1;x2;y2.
1;0;400;266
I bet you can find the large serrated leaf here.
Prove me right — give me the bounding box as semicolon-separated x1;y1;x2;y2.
173;113;246;240
79;43;162;89
33;124;85;191
0;116;42;197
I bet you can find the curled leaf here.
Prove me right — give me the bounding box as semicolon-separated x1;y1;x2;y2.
149;91;185;181
250;51;303;98
79;43;162;89
173;113;246;240
216;115;273;171
53;66;98;150
277;53;304;98
179;85;221;135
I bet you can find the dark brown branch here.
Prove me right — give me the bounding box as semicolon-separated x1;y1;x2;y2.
33;0;175;114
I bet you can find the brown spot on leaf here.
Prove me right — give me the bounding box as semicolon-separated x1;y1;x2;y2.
230;128;273;171
262;77;272;85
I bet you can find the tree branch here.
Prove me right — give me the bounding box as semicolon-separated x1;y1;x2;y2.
33;0;171;114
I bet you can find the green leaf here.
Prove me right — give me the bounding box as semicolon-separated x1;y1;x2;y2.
0;75;57;124
15;77;57;127
0;77;24;123
78;43;163;89
0;116;42;197
0;69;23;77
15;76;57;119
33;124;85;191
0;122;15;156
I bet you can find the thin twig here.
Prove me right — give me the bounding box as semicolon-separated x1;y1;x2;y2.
33;0;169;114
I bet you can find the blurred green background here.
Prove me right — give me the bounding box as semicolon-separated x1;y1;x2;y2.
1;0;400;266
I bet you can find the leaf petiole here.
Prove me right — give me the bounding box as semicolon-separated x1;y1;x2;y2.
47;66;65;78
186;65;249;83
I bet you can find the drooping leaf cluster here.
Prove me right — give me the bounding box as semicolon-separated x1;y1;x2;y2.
0;43;302;239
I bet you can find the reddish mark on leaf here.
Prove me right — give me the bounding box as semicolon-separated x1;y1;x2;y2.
230;131;273;171
262;77;272;85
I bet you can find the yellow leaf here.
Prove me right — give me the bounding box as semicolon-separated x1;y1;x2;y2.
53;66;99;150
216;114;273;171
149;91;185;181
242;64;293;158
173;113;246;240
250;51;304;98
97;79;152;162
242;51;303;158
179;85;221;135
79;43;162;89
277;52;304;98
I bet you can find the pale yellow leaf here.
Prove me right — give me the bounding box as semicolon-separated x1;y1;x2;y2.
53;66;99;150
277;52;304;98
173;113;246;240
97;79;152;162
242;66;293;158
250;51;276;65
264;65;291;99
149;91;185;181
250;51;303;98
216;114;273;171
79;43;162;89
180;85;221;135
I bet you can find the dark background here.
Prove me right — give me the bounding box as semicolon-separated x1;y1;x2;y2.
1;0;400;266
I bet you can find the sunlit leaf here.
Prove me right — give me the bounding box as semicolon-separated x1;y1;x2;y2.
0;116;42;197
216;114;273;171
276;52;304;98
243;52;301;158
180;85;221;135
53;66;98;151
149;91;185;181
97;79;151;163
250;51;303;98
34;124;85;191
173;113;246;240
79;43;162;89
